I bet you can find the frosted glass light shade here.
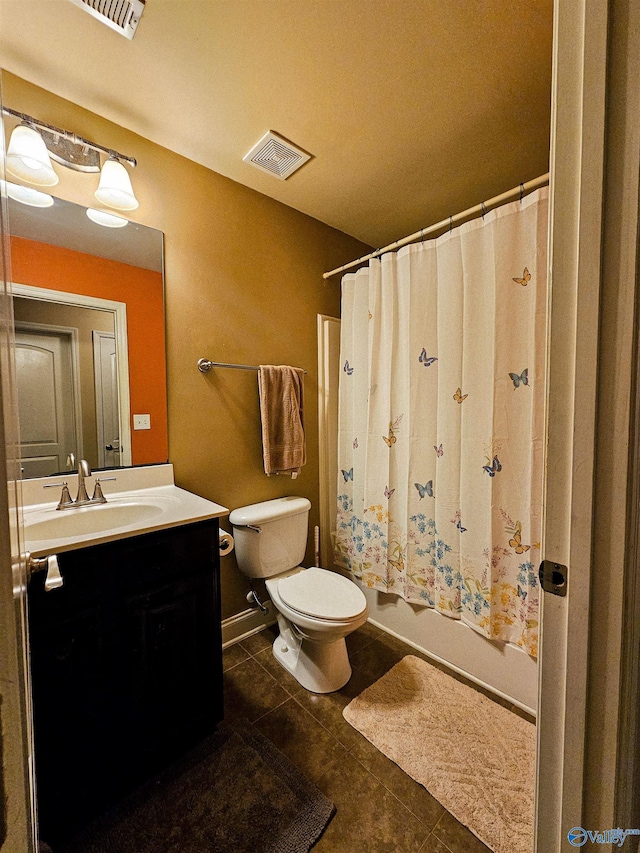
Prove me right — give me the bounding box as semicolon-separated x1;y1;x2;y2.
6;181;54;208
86;208;128;228
94;158;138;210
6;124;59;186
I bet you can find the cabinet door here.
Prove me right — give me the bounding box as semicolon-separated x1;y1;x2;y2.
121;567;221;771
28;520;223;844
28;561;117;840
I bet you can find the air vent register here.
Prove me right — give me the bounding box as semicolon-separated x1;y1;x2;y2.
68;0;145;40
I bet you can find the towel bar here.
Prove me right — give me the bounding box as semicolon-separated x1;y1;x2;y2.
198;358;306;374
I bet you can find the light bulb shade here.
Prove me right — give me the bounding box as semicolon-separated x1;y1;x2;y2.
6;124;59;186
95;158;138;210
86;208;128;228
5;181;54;208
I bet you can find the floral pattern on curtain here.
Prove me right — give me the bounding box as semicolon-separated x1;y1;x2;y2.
335;188;548;657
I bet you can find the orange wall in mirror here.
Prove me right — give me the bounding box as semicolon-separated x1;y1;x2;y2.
10;235;168;466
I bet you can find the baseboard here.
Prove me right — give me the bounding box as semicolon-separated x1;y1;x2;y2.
221;604;277;649
367;617;537;718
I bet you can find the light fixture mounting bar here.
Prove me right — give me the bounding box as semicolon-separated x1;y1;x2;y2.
2;107;137;167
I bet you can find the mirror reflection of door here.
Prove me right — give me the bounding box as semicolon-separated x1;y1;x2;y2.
15;324;81;477
14;293;121;473
93;331;121;468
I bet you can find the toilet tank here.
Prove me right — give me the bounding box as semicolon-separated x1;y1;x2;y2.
229;497;311;579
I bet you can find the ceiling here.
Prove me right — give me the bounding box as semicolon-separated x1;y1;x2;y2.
0;0;553;248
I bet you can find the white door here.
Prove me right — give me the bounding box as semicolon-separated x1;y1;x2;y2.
15;328;79;477
93;331;121;468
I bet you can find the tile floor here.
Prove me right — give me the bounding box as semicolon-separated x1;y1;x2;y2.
223;622;535;853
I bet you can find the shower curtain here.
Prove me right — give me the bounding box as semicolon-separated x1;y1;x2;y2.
335;188;548;657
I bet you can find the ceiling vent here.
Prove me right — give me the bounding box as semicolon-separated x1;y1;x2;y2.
243;131;311;181
68;0;145;40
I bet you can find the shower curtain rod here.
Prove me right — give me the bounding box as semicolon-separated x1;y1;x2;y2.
323;172;550;280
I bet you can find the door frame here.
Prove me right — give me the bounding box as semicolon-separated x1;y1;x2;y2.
535;0;607;844
317;313;341;568
537;0;640;845
0;115;37;850
12;283;132;468
92;330;118;469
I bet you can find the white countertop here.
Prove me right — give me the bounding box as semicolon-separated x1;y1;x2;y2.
21;464;229;557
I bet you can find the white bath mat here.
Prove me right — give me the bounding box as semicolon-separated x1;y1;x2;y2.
343;655;535;853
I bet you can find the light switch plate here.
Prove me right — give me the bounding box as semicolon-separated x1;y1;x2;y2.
133;414;151;430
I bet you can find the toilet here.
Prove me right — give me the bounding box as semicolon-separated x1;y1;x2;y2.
229;496;369;693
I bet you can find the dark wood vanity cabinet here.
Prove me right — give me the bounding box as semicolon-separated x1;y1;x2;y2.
28;519;223;844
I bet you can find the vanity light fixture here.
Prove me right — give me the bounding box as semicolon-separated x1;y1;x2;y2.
86;208;128;228
2;106;138;210
5;181;54;208
95;155;139;211
6;123;59;186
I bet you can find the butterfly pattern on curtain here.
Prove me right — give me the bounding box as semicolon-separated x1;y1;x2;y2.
335;189;548;658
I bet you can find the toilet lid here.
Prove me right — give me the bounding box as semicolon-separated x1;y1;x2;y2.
278;567;367;620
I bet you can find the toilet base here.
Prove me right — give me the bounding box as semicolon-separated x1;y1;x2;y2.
271;628;352;693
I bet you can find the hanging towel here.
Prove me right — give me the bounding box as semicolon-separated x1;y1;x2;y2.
258;365;306;478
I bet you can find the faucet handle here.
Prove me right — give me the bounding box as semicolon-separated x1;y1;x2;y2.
43;481;73;509
91;477;116;503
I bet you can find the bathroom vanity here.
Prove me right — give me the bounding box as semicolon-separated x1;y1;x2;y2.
22;465;228;844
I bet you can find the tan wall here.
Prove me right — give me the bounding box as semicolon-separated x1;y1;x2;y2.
2;71;371;619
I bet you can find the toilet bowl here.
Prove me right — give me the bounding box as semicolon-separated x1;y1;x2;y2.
266;566;368;692
229;497;368;693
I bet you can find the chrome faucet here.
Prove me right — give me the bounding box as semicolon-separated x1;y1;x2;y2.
43;459;116;510
75;458;92;505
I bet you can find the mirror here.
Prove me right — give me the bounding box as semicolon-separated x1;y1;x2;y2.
8;194;168;478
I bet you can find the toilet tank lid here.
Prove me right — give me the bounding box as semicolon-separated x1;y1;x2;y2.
229;496;311;527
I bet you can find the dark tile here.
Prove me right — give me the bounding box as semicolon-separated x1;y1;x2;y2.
349;731;444;831
252;697;348;785
349;632;409;682
293;667;379;748
419;835;452;853
222;641;249;672
222;656;289;723
253;646;303;696
314;749;429;852
345;620;384;655
239;626;277;656
432;810;492;853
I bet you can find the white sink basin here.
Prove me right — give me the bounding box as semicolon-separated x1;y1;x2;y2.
24;501;164;540
22;478;229;558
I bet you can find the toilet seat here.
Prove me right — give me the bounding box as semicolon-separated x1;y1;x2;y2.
277;567;367;621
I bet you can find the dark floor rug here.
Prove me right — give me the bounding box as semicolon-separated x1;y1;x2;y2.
57;718;335;853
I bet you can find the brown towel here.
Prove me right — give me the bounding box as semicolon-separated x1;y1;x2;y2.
258;365;306;478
